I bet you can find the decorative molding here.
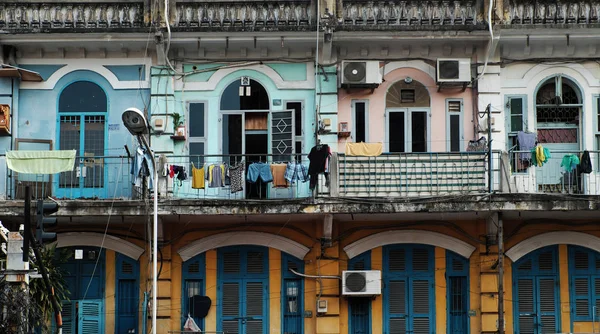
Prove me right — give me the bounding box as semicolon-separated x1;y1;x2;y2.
175;63;315;91
177;231;310;261
18;58;151;90
343;229;476;259
506;231;600;262
341;0;480;27
0;2;145;30
54;232;145;260
383;60;437;81
174;1;313;29
504;1;600;25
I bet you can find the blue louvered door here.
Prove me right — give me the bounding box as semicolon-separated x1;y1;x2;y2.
514;246;560;334
61;301;76;334
384;246;434;334
218;247;268;334
116;254;139;334
78;300;102;334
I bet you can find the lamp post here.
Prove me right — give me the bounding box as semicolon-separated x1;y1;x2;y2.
122;107;158;334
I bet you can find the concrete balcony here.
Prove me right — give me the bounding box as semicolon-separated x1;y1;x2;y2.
504;0;600;25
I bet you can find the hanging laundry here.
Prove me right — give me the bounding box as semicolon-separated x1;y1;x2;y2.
579;150;593;174
308;144;331;190
191;163;205;189
247;162;273;183
284;161;309;184
530;144;551;167
345;142;383;156
208;164;225;188
517;131;536;162
560;154;580;172
229;161;245;193
270;163;289;188
131;145;155;190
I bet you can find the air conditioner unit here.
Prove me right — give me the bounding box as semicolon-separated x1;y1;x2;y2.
341;61;382;85
436;58;471;83
342;270;382;296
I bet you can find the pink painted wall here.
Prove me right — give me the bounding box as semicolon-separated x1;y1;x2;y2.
337;66;475;153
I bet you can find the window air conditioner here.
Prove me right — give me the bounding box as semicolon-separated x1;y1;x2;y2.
341;61;382;85
436;58;472;83
342;270;382;296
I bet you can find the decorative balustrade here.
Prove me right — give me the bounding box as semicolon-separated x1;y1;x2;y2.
174;2;312;29
506;1;600;24
340;0;480;27
0;3;144;30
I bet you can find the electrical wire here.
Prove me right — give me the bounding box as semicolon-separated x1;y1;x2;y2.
473;0;495;83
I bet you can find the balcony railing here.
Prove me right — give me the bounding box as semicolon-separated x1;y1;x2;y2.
507;150;600;195
334;152;489;198
6;150;600;201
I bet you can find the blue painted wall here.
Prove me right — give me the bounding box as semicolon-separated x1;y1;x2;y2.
149;64;316;199
0;78;13;198
14;69;149;198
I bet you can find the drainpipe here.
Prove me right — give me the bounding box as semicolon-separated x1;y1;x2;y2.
498;212;505;334
487;103;493;193
142;292;148;334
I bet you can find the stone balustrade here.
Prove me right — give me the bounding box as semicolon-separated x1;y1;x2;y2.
505;0;600;24
174;2;313;29
0;2;144;29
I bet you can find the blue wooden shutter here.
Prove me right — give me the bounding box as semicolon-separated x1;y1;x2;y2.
222;282;240;334
182;254;205;329
538;278;558;333
348;252;371;334
246;281;265;333
446;251;469;334
61;301;76;334
272;110;294;161
282;254;304;334
116;255;139;334
78;300;102;334
517;278;535;334
388;280;407;333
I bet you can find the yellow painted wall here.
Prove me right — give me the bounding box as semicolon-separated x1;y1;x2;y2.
371;247;383;334
435;247;447;334
559;244;571;333
469;249;481;334
205;249;217;332
269;249;282;333
504;258;513;334
339;250;349;334
105;250;116;334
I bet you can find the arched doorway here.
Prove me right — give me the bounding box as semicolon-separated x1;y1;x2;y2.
513;246;560;334
219;77;294;199
57;81;107;198
385;79;431;152
535;76;582;193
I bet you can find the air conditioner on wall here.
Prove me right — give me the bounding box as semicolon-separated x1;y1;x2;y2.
342;270;382;296
436;58;472;83
341;61;382;85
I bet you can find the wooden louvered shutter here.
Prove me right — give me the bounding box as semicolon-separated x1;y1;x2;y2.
412;280;431;334
517;279;535;334
388;280;407;334
538;278;557;333
61;301;76;334
247;251;264;274
246;281;265;333
222;282;240;334
78;300;102;334
389;249;406;272
224;251;241;274
573;250;591;319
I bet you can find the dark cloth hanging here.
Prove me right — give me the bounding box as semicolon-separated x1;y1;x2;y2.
308;144;331;190
579;150;593;174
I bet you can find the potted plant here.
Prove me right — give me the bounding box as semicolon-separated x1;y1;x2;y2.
171;113;186;137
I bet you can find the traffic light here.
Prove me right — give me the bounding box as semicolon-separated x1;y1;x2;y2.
36;200;58;244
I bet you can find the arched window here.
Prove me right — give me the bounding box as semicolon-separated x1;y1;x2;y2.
385;80;431;152
57;81;107;198
534;76;582;193
59;81;107;112
568;246;600;322
220;78;269;110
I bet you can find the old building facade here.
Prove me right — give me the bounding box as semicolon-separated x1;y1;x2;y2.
1;0;600;333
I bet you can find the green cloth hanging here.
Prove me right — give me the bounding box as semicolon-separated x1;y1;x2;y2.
6;150;76;174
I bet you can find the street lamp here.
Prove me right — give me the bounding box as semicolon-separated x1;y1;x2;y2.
122;107;158;334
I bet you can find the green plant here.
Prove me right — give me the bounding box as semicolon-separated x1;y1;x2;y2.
172;112;183;129
28;244;71;332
